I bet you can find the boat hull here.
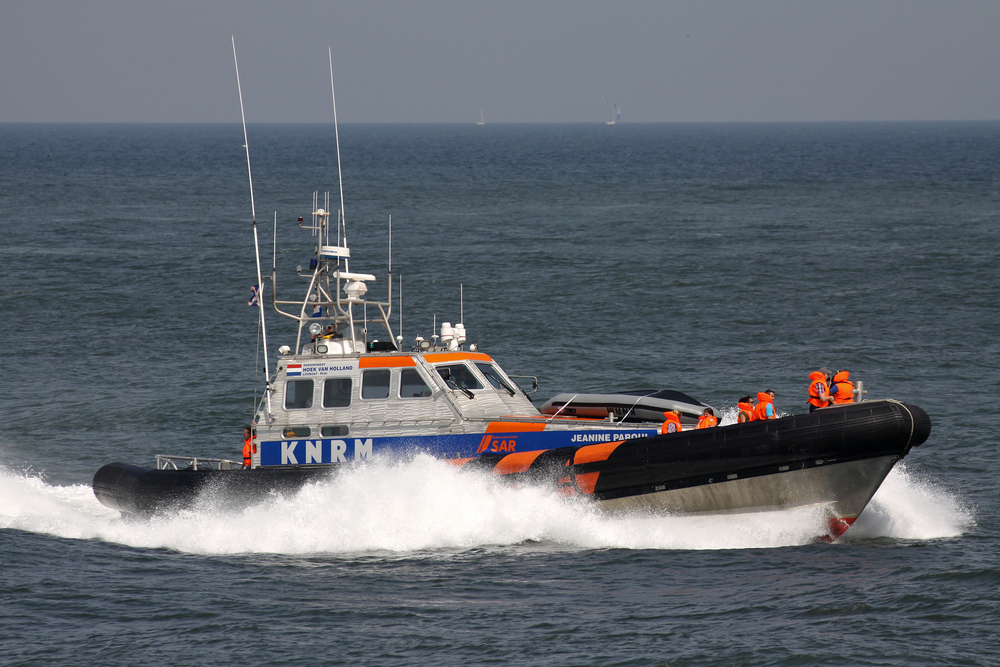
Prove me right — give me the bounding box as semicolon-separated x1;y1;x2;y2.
462;400;930;537
596;454;899;532
93;400;930;536
92;462;333;515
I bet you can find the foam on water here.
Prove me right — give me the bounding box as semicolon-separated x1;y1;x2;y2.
844;461;974;541
0;457;972;555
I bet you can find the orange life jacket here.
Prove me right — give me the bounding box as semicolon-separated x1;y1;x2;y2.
807;371;831;408
661;412;683;434
243;436;256;464
830;371;855;404
753;392;775;420
737;402;756;423
696;414;718;429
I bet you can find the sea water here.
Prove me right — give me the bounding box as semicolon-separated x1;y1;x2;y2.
0;122;996;665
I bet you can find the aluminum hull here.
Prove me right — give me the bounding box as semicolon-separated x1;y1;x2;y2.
596;454;898;521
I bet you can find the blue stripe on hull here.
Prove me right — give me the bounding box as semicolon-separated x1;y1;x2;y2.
258;429;658;466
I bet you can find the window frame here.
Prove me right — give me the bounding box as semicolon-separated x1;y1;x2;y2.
322;376;354;409
436;362;484;391
284;379;315;410
474;362;517;395
360;368;392;400
398;367;433;399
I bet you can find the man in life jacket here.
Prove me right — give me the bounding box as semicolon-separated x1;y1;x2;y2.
736;396;756;423
661;410;683;434
753;390;776;420
807;370;834;412
830;370;856;404
696;408;718;429
243;425;257;469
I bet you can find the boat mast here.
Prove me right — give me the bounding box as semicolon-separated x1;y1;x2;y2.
268;51;398;355
233;35;273;422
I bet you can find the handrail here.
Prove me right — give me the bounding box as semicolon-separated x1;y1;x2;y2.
156;455;242;471
507;375;539;394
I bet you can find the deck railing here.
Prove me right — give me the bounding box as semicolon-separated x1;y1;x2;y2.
155;455;242;471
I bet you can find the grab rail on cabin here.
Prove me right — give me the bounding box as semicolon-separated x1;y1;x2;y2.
156;455;242;471
507;375;539;394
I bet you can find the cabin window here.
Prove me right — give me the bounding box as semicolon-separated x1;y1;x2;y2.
323;378;353;408
321;425;350;437
284;380;314;410
361;369;391;399
399;368;432;398
475;363;516;394
283;426;311;438
437;363;483;390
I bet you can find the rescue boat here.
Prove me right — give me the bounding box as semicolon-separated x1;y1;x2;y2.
91;72;932;539
91;187;931;538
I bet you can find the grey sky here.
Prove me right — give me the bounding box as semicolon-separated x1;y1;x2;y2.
2;1;998;123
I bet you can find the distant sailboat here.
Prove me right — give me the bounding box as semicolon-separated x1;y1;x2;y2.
606;103;620;125
477;108;485;125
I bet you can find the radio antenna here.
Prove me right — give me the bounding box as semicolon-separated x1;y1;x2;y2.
233;36;256;224
329;47;347;260
233;36;271;422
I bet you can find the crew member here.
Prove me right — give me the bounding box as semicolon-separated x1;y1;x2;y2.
661;410;683;434
243;425;257;469
736;396;756;423
696;408;718;429
830;370;856;404
807;370;834;412
753;390;776;420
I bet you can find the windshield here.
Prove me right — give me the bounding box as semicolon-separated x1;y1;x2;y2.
437;363;483;390
475;363;516;395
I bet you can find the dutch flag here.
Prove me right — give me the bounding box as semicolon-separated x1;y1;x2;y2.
287;364;302;377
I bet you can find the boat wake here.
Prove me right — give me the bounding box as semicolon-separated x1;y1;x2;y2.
842;461;973;541
0;457;972;555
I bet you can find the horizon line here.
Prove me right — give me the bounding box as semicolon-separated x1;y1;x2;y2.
2;119;999;126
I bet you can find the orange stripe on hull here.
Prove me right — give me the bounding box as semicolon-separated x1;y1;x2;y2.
573;471;600;495
446;457;476;467
493;450;545;475
573;441;624;465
